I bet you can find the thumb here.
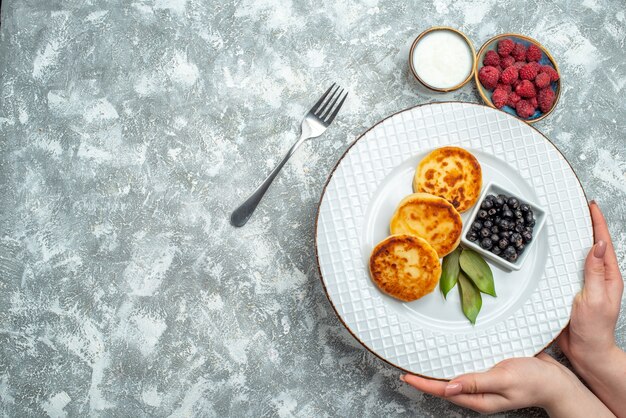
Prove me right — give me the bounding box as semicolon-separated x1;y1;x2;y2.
445;369;507;396
583;241;607;299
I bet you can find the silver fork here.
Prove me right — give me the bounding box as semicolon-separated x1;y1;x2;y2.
230;83;348;227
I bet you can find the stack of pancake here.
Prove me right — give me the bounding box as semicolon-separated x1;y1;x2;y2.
369;147;482;302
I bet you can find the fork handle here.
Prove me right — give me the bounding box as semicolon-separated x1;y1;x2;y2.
230;135;307;227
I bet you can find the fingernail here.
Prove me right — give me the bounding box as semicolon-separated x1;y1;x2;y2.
399;374;406;382
444;382;462;397
589;200;596;206
594;240;607;258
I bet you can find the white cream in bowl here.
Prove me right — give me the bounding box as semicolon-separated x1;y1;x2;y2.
411;29;474;90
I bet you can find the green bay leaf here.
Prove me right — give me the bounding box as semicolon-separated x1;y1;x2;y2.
459;249;496;297
440;247;461;298
458;272;482;325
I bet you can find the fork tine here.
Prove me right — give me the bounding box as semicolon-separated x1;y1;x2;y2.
310;83;336;115
324;91;348;124
315;85;341;118
320;87;344;120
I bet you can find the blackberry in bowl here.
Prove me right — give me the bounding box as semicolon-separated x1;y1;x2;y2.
460;182;546;271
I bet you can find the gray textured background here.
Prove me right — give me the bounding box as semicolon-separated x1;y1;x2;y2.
1;0;624;417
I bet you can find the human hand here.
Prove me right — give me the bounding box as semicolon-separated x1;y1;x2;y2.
557;201;625;418
557;201;623;369
401;353;613;417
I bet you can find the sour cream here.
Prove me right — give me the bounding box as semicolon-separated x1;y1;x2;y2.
411;28;475;91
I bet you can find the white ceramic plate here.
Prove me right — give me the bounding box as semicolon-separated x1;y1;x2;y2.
315;102;591;380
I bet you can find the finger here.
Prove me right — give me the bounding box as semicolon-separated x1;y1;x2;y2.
583;241;607;299
605;264;625;307
556;325;571;357
590;201;612;244
402;375;509;414
401;374;448;397
590;202;621;281
447;393;510;414
448;368;510;395
607;268;624;304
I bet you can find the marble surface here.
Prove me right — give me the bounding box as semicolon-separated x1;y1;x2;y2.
0;0;624;416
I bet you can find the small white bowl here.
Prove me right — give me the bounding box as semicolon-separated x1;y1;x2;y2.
460;181;547;271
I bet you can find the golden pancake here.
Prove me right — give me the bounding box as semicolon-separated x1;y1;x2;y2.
390;193;462;257
413;146;482;212
369;234;441;302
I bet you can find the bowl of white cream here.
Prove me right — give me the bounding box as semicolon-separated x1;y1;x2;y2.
409;27;476;92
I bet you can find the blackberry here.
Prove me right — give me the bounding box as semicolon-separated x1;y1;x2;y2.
525;212;534;224
511;233;523;247
480;238;493;250
481;199;494;210
504;246;517;261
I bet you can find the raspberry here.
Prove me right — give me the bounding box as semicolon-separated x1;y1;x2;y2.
492;88;508;109
513;61;526;70
540;65;559;82
478;66;500;90
526;44;542;62
507;92;521;108
529;61;541;73
534;72;551;88
515;80;537;98
538;87;556;112
530;97;538;108
511;43;527;61
496;83;512;93
500;56;515;68
500;66;519;85
497;39;515;57
519;63;538;80
483;50;500;67
516;99;536;118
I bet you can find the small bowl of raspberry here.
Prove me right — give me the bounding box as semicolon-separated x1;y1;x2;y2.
474;34;561;123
